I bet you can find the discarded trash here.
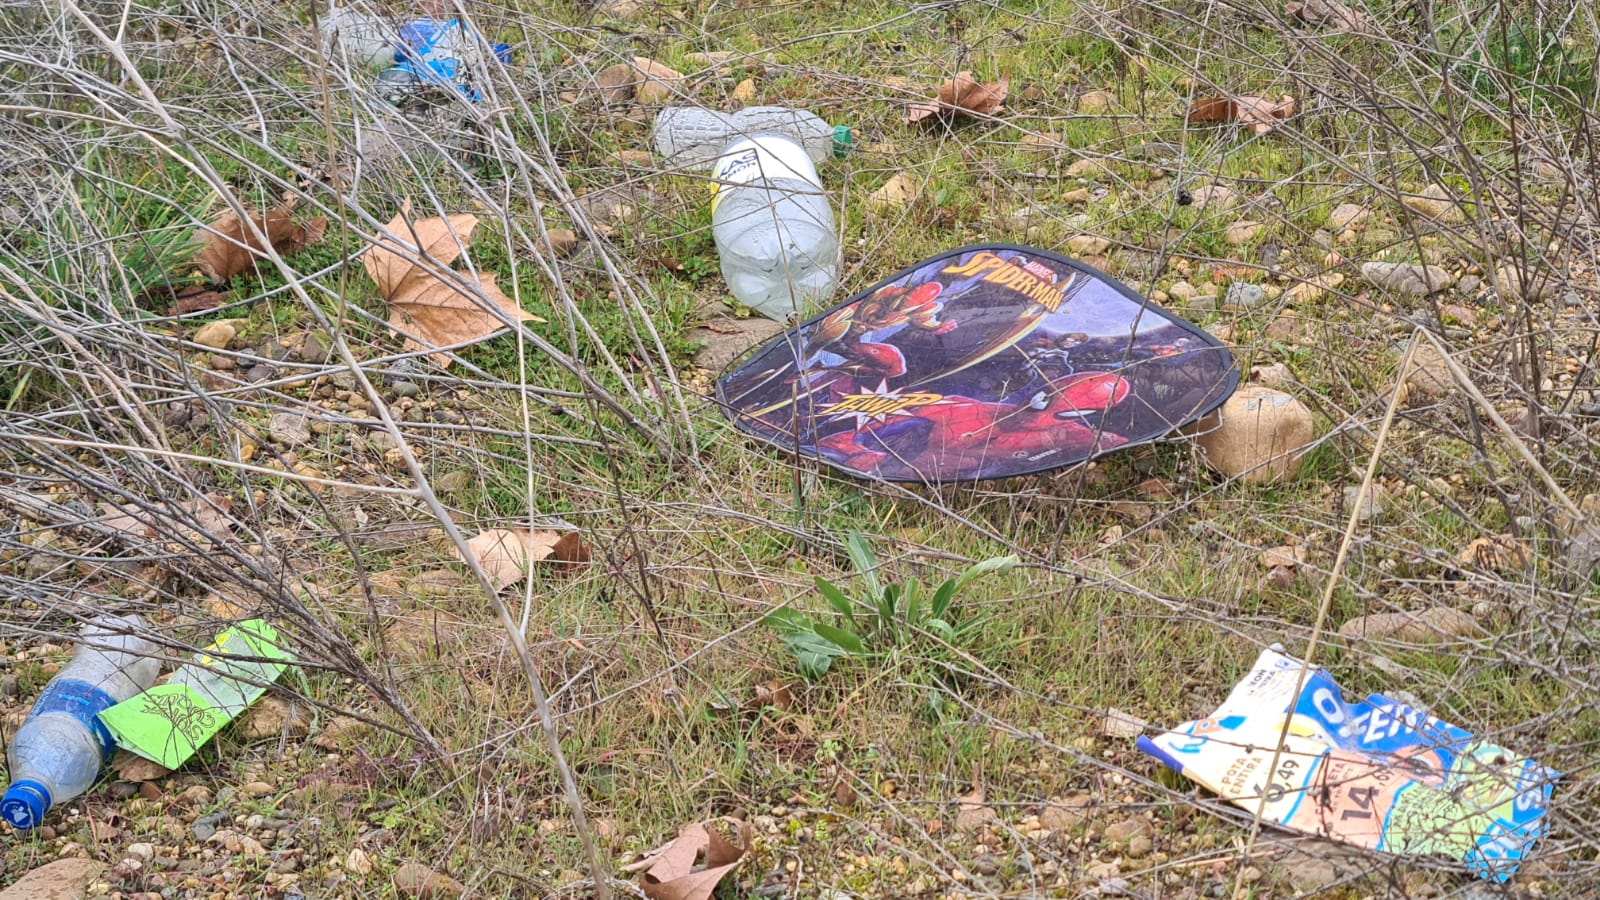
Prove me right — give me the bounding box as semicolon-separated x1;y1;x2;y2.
98;619;292;770
709;132;840;321
374;18;510;111
718;245;1238;482
653;106;852;170
2;616;159;830
321;6;397;69
1137;646;1556;880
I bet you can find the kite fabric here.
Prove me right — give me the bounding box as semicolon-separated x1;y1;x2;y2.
716;244;1239;482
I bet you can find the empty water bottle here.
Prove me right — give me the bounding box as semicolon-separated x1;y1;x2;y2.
710;134;840;321
2;616;159;830
320;6;396;69
654;106;852;171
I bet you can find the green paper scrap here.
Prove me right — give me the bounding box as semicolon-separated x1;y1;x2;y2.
98;619;293;769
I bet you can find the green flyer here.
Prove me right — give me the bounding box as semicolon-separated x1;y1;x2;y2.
99;619;293;769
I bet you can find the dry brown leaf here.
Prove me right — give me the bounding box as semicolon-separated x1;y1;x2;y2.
637;818;749;900
196;201;326;283
1457;535;1530;572
1186;95;1296;136
362;204;545;368
460;528;584;591
169;284;228;315
753;679;793;710
906;71;1009;124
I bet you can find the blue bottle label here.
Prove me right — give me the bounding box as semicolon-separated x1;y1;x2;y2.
28;679;120;761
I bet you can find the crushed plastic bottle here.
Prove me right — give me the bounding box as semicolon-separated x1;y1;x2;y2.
376;18;511;107
710;134;840;321
653;106;852;171
2;615;159;830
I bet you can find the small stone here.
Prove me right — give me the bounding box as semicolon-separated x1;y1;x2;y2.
1191;184;1240;211
391;380;422;398
1224;220;1264;245
1493;263;1558;302
1040;794;1092;832
1126;834;1153;858
235;696;312;741
1103;817;1153;845
0;859;105;899
269;413;312;447
1066;234;1111;255
730;78;757;105
1363;261;1454;297
1100;707;1146;739
1455;274;1481;295
1326;203;1370;231
392;862;464;900
1194;384;1316;484
1401;183;1463;222
1064;158;1107;177
245;364;275;383
1224;282;1266;309
1344;484;1385;523
630;58;683;105
1167;281;1196;302
1402;337;1454;400
1338;607;1481;643
1077;89;1117;113
610;150;653;167
344;848;373;876
210;353;235;371
193;321;236;350
296;333;331;364
126;843;155;864
1250;362;1296;388
193;811;225;841
242;781;275;798
537;228;577;258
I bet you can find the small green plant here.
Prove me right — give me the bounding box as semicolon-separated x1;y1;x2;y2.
766;532;1018;680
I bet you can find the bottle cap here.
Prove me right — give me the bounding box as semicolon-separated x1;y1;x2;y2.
831;125;854;159
2;780;51;831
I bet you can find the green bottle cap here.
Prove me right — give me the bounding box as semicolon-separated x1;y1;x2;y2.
831;124;854;159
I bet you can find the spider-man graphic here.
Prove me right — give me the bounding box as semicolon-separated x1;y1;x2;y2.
816;371;1131;479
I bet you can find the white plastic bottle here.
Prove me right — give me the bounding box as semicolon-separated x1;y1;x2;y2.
320;7;396;69
2;615;160;830
710;134;840;321
654;106;852;171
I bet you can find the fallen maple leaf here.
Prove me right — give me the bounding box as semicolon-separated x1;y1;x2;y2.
906;71;1009;124
630;818;749;900
1186;95;1296;136
460;528;586;591
196;200;327;283
361;203;545;368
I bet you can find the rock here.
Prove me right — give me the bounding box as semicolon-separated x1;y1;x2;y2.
194;321;237;350
1401;183;1463;222
235;696;312;741
1103;817;1153;845
1362;261;1454;296
0;859;105;899
1126;834;1153;858
312;715;370;751
1077;89;1117;113
1343;484;1385;523
1338;607;1482;643
1250;362;1296;388
685;51;737;69
242;780;275;798
691;314;786;371
1195;384;1315;484
1564;521;1600;578
1191;184;1240;212
393;862;464;899
1493;263;1558;303
630;57;683;105
543;228;579;257
1224;220;1264;245
1067;234;1111;255
730;78;757;105
269;412;312;447
592;62;638;104
1455;274;1481;295
1167;281;1197;302
1224;282;1266;309
1326;203;1370;231
345;848;374;876
1402;336;1454;400
391;380;422;399
125;843;155;864
296;332;331;364
611;149;654;167
1064;158;1108;178
1457;534;1530;571
1040;794;1093;832
868;173;916;211
1100;707;1146;739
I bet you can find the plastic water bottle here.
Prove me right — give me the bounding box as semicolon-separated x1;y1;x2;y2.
710;134;840;321
376;18;511;105
2;616;160;830
654;106;852;171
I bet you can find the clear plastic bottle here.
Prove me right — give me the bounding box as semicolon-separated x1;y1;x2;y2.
710;134;840;321
2;615;159;830
654;106;852;171
320;7;396;70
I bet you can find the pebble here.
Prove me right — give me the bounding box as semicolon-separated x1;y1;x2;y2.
245;364;275;383
244;780;275;797
1224;282;1266;309
1343;484;1385;523
193;321;236;350
193;811;226;841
